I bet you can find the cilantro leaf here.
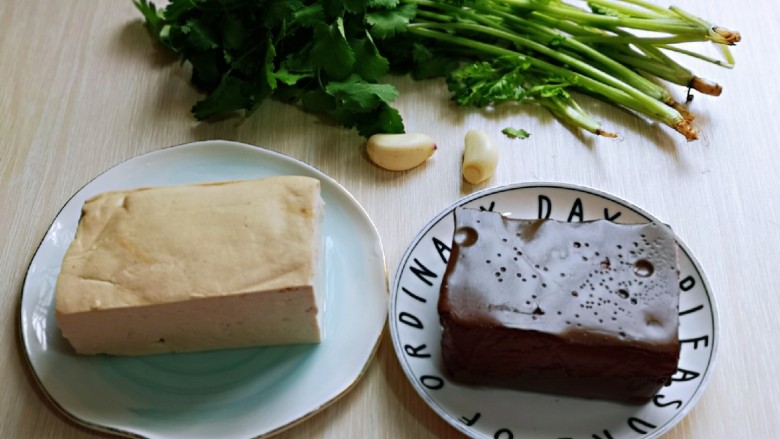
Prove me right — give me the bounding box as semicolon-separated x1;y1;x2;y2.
413;56;459;80
189;51;225;90
264;38;278;90
411;43;433;62
447;56;534;107
325;74;399;112
502;127;531;139
311;18;355;80
220;13;246;50
263;0;305;28
302;81;403;137
320;0;349;20
284;47;316;73
528;82;572;98
292;4;325;27
368;0;400;7
354;103;405;137
136;0;410;138
192;76;252;120
589;3;625;17
407;43;459;79
182;18;219;51
302;90;337;113
161;0;199;23
275;63;314;86
344;0;368;13
136;0;514;139
366;4;416;39
350;34;390;82
133;0;164;36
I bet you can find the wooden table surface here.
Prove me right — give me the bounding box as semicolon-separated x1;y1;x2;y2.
2;1;778;438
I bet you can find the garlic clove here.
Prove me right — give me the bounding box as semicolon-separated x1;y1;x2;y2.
366;133;437;171
462;130;498;184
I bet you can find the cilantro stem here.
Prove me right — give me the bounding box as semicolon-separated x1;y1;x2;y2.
414;9;454;23
573;34;712;44
539;94;617;138
584;0;666;19
468;8;679;105
409;0;670;105
602;47;693;85
401;0;742;139
498;0;700;34
411;23;683;123
417;22;633;92
660;44;735;68
136;0;739;140
407;25;695;139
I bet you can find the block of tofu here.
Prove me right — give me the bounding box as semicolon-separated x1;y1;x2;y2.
55;176;325;356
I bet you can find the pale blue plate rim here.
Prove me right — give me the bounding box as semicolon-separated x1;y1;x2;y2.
19;140;389;438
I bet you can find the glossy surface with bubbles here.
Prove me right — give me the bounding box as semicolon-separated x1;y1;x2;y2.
442;209;680;345
439;208;681;403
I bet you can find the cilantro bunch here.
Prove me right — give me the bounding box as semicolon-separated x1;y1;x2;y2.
135;0;415;136
135;0;740;140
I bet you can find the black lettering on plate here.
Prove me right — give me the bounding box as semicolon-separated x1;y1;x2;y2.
669;367;700;383
404;343;431;358
653;393;683;410
680;335;709;350
494;428;513;439
567;198;584;222
604;208;622;221
401;287;426;304
627;417;656;434
460;412;481;426
538;195;552;219
679;275;696;292
398;312;423;329
420;375;444;390
679;304;704;316
591;430;615;439
479;201;496;212
409;258;438;287
432;236;451;264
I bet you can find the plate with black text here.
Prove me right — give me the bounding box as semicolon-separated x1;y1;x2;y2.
389;183;717;439
20;140;388;439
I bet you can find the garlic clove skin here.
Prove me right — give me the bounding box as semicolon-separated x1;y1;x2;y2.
366;133;437;171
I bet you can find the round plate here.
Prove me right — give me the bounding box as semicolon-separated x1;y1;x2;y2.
20;140;388;439
389;183;718;439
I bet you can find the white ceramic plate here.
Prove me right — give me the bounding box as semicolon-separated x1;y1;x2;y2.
20;140;388;439
390;183;718;439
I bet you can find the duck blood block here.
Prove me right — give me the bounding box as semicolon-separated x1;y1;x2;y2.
438;208;681;404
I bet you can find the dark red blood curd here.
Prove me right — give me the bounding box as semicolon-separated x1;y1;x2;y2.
438;208;681;404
